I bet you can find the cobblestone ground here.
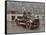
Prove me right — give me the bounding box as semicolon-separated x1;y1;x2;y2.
7;19;45;33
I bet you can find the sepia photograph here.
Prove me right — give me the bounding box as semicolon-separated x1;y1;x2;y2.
6;1;45;34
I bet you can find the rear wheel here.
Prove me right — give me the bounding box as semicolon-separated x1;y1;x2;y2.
33;22;40;29
33;19;40;28
36;22;40;28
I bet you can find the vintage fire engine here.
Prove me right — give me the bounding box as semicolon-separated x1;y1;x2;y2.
15;15;40;29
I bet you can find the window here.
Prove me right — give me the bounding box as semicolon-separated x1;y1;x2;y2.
12;16;15;20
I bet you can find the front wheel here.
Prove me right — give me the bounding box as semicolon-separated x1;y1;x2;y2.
26;22;30;29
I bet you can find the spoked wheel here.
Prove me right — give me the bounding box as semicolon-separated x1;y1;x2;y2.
35;22;40;28
26;22;30;29
28;23;32;29
26;23;33;29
